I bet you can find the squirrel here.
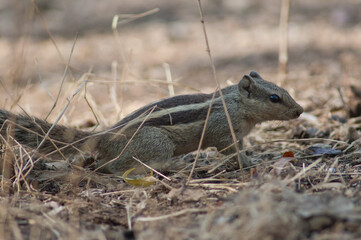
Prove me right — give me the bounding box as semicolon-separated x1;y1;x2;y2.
0;71;303;174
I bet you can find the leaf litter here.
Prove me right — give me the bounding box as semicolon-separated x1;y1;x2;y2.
1;1;361;239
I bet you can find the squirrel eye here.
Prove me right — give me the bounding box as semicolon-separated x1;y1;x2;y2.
269;94;280;103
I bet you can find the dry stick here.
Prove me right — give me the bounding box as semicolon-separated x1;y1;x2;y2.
3;135;34;192
189;170;226;183
112;16;131;121
12;141;33;192
1;121;15;193
113;8;160;27
31;0;67;68
188;183;238;192
87;76;199;92
126;204;132;230
337;87;350;113
278;0;290;85
112;10;160;120
45;33;78;121
112;8;158;70
83;82;109;126
31;79;87;161
187;90;217;185
100;189;138;196
83;81;101;131
285;158;323;184
189;0;242;181
132;157;171;181
64;67;92;125
164;63;175;97
264;138;349;145
135;208;207;222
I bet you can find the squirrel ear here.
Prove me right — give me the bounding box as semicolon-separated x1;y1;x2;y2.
249;71;261;79
238;75;255;95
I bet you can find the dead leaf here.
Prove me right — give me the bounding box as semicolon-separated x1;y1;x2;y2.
306;146;342;156
122;168;156;187
282;151;295;158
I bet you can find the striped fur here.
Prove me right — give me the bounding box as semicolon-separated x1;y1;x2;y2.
0;72;303;174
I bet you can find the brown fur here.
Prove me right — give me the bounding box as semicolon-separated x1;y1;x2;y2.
0;72;303;174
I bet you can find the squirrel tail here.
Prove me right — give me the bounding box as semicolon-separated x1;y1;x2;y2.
0;109;92;159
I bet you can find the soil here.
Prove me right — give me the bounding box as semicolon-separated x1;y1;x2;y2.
1;0;361;239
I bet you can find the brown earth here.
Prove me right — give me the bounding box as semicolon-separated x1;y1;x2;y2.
1;0;361;239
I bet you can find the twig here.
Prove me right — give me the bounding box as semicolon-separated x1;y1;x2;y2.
1;119;15;193
193;0;243;179
337;87;350;113
100;189;138;196
31;0;68;70
86;74;200;92
80;68;101;131
187;89;217;185
132;157;171;181
83;81;109;127
45;33;78;121
126;204;132;230
284;158;322;184
135;208;207;222
113;8;159;27
163;63;175;97
278;0;290;85
264;138;349;145
31;78;87;160
322;157;339;184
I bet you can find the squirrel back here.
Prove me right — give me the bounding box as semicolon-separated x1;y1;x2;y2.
0;71;303;174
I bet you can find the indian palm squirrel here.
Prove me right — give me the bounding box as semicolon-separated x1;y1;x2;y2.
0;71;303;174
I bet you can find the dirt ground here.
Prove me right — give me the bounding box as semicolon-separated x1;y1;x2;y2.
1;0;361;239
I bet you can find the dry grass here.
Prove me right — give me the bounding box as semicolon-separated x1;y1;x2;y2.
1;0;361;239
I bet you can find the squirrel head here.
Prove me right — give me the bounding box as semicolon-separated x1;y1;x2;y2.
237;71;303;122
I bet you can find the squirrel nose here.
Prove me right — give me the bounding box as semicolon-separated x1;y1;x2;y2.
295;106;304;117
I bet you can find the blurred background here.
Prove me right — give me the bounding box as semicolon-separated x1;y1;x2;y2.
0;0;360;127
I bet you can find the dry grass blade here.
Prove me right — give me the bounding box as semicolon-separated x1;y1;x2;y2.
163;63;175;97
30;0;68;69
83;80;108;127
285;158;323;184
135;208;207;222
186;89;217;185
1;120;15;193
112;8;160;27
45;33;78;121
87;76;199;92
278;0;290;85
31;78;87;160
132;157;171;181
194;0;243;178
